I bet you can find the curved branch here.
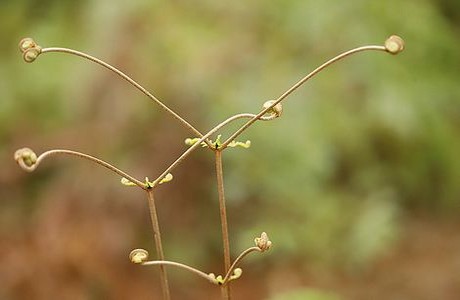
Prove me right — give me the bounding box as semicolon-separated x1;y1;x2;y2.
142;260;218;285
221;45;388;148
222;247;261;284
40;47;209;146
15;148;146;189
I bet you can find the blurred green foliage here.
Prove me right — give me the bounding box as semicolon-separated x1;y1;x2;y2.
1;0;459;299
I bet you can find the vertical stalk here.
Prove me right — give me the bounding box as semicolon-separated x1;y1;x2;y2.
215;150;231;299
146;190;171;300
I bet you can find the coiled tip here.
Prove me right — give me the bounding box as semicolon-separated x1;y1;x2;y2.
14;147;37;171
18;38;36;53
129;248;149;264
18;38;42;63
385;35;404;55
262;100;283;119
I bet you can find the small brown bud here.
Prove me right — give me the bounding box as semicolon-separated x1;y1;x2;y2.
385;35;405;55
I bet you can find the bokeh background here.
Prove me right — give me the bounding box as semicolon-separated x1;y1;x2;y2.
1;0;459;299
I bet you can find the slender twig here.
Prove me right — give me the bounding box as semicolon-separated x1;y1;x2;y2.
146;190;171;300
40;47;211;147
15;148;145;189
221;45;387;148
215;150;231;300
222;247;261;284
142;260;218;284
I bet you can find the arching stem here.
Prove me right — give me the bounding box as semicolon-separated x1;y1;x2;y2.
142;260;218;284
222;247;261;285
40;47;211;147
14;148;145;189
221;45;387;148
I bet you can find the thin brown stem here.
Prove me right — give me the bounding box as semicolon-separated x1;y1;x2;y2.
221;45;387;148
215;150;231;300
40;47;211;147
146;190;171;300
222;247;261;284
15;148;145;189
142;260;218;285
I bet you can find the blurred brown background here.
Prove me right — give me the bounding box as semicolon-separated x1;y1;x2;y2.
1;0;459;299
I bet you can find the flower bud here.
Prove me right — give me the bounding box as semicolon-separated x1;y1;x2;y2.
254;232;272;252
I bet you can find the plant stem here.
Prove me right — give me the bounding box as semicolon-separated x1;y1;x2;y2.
146;190;171;300
40;47;210;146
16;148;146;189
215;150;231;299
221;45;387;148
142;260;218;284
222;247;261;284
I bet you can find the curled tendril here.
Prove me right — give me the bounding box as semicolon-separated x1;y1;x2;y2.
262;100;283;119
384;35;405;54
129;248;149;264
14;148;38;171
229;268;243;281
255;232;272;252
19;38;42;63
19;38;37;52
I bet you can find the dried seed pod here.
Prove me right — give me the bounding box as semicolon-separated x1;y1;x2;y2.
385;35;405;54
129;249;149;264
